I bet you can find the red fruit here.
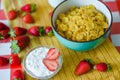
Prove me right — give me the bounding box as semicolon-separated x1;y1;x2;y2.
22;14;34;23
94;63;111;72
13;27;27;36
8;10;17;20
13;70;24;80
0;56;9;66
15;36;30;50
0;29;10;40
10;54;21;67
46;48;60;60
0;38;10;43
43;58;59;71
0;22;9;31
28;26;44;36
21;3;36;13
74;59;92;75
45;26;53;36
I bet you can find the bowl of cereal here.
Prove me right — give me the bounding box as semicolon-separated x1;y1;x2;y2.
23;46;63;79
51;0;112;51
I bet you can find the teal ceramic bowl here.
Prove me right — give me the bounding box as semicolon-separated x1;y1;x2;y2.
51;0;112;51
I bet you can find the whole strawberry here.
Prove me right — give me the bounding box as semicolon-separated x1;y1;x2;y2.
22;14;34;23
0;22;10;31
8;10;17;20
13;26;27;36
21;3;36;13
0;56;9;66
45;26;53;36
28;26;44;36
9;54;21;67
10;35;30;53
0;29;10;40
94;62;111;72
74;59;92;75
13;70;24;80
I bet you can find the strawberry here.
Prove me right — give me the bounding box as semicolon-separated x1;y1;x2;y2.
45;26;53;36
9;54;21;67
10;35;30;53
0;22;9;31
13;26;27;36
22;14;34;23
0;56;9;66
21;3;36;13
28;26;44;36
0;29;10;40
94;62;112;72
0;38;10;43
13;70;24;80
43;58;59;71
46;48;60;60
74;59;92;75
8;10;17;20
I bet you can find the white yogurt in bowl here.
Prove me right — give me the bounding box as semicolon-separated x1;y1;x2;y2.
23;46;63;79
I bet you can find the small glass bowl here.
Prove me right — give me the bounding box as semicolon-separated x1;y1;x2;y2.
23;46;63;80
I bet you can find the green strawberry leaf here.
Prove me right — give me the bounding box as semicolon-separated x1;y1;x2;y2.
0;34;4;39
10;40;20;54
47;30;54;37
30;3;36;12
107;63;112;71
39;26;44;36
9;29;16;37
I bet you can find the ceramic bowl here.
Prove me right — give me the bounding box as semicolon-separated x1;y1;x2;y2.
23;46;63;79
51;0;112;51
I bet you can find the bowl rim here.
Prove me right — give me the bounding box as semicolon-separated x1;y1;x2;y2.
51;0;113;43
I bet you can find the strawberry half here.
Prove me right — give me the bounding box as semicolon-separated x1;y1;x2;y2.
22;14;34;23
43;58;59;71
13;70;24;80
46;48;60;60
74;59;92;75
9;54;21;67
94;62;112;72
28;26;44;36
21;3;36;13
8;10;17;20
13;26;27;36
0;22;9;31
0;56;9;66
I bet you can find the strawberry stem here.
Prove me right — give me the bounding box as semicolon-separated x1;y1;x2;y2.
39;26;44;36
9;29;16;38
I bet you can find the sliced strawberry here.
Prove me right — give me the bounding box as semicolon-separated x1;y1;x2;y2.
13;70;24;80
0;29;10;40
94;62;112;72
74;59;92;75
9;54;21;67
0;22;9;31
22;14;34;23
43;58;59;71
13;26;27;36
0;56;9;66
46;48;60;60
8;10;17;20
28;26;44;36
21;3;36;13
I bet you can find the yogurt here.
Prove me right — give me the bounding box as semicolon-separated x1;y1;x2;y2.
23;46;63;79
